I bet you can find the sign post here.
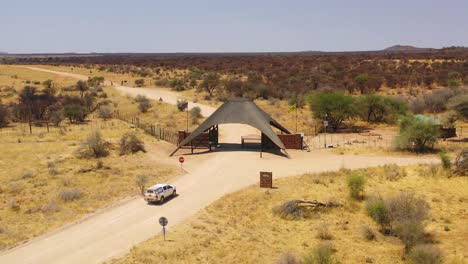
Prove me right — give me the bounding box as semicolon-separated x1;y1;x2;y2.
179;156;185;172
260;171;273;188
159;216;168;241
323;118;328;148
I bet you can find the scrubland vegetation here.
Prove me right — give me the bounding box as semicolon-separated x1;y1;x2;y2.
112;157;467;264
0;67;193;249
1;52;467;262
0;123;177;249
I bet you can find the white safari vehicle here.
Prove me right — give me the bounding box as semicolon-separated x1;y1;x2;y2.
144;184;177;204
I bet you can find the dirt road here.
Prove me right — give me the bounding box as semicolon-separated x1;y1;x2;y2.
0;67;438;264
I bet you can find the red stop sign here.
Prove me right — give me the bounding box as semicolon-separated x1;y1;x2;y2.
179;157;185;163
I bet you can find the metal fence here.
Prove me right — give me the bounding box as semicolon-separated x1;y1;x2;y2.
113;112;180;145
0;114;181;146
304;125;467;150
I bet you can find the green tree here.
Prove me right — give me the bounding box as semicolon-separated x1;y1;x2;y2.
200;72;220;97
308;93;355;131
448;71;462;88
396;115;440;152
63;105;86;123
356;94;407;123
0;105;10;128
42;79;53;89
355;74;369;94
447;95;468;120
76;80;88;99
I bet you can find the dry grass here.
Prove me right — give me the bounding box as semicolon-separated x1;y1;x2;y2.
0;65;77;89
0;121;177;249
111;165;468;264
29;65;155;88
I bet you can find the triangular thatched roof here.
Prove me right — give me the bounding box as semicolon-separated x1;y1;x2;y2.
178;98;291;149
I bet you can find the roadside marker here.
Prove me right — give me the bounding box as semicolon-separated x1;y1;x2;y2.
159;217;168;241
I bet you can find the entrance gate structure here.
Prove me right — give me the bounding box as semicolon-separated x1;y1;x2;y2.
170;98;295;157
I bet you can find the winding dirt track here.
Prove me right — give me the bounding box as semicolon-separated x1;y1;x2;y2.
0;67;438;264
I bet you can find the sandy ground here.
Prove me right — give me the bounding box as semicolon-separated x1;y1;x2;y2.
0;67;439;264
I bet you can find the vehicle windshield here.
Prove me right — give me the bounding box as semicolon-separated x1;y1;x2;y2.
155;187;163;193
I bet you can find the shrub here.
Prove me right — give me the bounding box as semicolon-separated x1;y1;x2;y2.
362;226;376;241
134;79;145;87
48;161;58;176
410;98;425;114
347;174;365;199
7;198;20;211
395;115;439;152
98;106;113;120
447;95;468;120
423;89;455;113
50;109;64;127
60;176;73;187
135;95;152;113
303;243;334;264
190;106;202;118
135;175;149;195
273;200;306;219
119;132;145;155
453;148;468;176
408;244;442;264
58;188;82;202
85;130;108;158
366;198;391;231
368;192;430;252
383;164;407;181
21;171;34;179
42;200;61;214
438;153;451;170
276;252;298;264
96;160;104;169
0;105;10;128
317;223;333;240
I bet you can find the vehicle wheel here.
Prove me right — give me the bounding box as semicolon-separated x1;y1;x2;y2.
160;196;165;203
173;190;177;196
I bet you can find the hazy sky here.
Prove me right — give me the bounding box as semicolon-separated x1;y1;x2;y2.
1;0;467;53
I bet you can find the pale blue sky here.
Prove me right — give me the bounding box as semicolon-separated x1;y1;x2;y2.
1;0;467;53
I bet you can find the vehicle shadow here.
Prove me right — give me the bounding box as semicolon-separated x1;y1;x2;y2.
146;194;179;206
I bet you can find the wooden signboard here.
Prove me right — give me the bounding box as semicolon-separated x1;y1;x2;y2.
260;171;273;188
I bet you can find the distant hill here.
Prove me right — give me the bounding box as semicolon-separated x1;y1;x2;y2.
0;51;7;54
383;45;432;52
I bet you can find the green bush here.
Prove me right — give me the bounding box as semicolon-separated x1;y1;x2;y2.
134;79;145;87
347;174;365;199
438;152;452;170
395;115;439;152
366;199;390;231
